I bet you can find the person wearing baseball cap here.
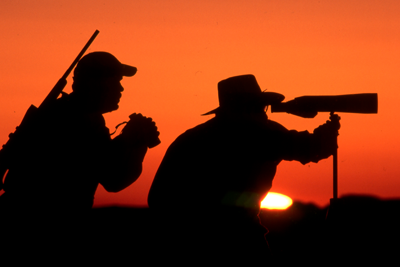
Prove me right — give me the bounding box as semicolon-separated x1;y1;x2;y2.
72;51;137;113
2;51;159;215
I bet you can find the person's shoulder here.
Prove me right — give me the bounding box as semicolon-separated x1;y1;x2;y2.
179;117;216;135
186;117;217;132
171;118;217;145
46;95;107;131
38;94;74;117
264;118;289;132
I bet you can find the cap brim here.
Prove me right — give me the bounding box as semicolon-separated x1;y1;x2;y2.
121;64;137;77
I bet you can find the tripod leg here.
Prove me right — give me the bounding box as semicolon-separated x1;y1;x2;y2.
330;111;340;199
333;141;338;199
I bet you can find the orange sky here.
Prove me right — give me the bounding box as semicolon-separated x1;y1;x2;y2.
1;0;399;207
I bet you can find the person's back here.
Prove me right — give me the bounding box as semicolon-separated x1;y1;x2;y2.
149;115;278;263
2;95;110;211
149;114;287;210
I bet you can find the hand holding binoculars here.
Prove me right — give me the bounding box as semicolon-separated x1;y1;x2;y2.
120;113;161;148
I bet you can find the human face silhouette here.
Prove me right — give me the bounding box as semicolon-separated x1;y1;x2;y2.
97;75;124;113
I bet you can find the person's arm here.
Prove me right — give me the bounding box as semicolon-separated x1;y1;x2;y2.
100;114;159;192
308;113;341;163
281;113;340;164
100;138;147;192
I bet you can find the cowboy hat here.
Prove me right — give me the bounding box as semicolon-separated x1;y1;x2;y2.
202;74;285;115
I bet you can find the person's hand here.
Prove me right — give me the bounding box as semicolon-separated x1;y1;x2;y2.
313;112;341;136
121;113;160;148
328;112;341;131
312;112;341;158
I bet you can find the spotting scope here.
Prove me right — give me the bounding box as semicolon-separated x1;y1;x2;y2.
271;93;378;118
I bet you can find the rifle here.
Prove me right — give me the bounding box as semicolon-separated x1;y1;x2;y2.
0;30;100;190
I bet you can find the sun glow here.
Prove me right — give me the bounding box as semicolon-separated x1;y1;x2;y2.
261;192;293;210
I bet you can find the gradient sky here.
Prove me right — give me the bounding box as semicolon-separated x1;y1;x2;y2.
1;0;399;207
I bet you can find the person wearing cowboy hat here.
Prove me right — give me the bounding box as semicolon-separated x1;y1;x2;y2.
148;74;339;264
1;51;160;213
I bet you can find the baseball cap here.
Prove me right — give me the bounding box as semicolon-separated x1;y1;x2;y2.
74;51;137;80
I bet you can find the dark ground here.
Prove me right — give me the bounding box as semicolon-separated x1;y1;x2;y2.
88;195;400;264
1;195;399;265
260;195;400;264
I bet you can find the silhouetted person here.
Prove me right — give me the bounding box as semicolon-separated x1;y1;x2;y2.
0;52;159;234
148;75;339;264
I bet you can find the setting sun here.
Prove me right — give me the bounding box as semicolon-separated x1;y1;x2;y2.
261;192;293;210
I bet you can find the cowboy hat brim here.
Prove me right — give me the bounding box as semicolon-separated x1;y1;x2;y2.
202;91;285;115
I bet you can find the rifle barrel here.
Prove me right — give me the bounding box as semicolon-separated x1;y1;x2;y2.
62;30;100;81
39;30;99;109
